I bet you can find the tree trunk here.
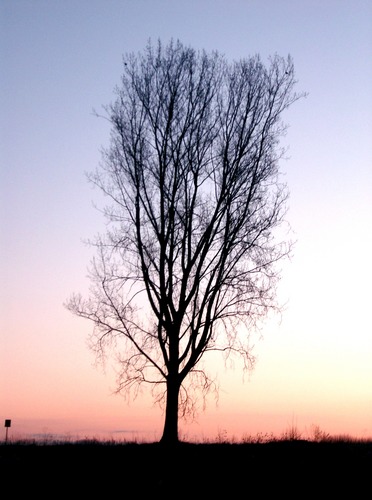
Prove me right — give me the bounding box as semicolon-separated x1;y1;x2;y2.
160;375;180;445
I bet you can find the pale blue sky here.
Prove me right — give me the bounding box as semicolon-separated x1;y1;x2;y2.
1;0;372;441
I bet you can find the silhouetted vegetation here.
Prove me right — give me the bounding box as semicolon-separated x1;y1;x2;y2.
2;433;371;495
66;39;305;444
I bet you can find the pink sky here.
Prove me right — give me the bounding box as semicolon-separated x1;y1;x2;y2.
1;0;372;443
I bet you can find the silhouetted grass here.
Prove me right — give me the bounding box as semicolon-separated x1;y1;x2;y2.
1;433;371;495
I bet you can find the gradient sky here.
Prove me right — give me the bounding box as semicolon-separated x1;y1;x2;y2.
1;0;371;443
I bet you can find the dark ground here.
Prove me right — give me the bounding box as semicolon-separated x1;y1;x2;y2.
1;440;371;496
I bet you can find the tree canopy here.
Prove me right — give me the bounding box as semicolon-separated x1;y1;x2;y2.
67;39;304;444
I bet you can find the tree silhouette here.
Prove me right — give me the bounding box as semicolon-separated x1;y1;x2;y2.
67;39;304;444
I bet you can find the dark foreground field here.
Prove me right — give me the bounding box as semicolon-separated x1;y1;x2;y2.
1;439;372;496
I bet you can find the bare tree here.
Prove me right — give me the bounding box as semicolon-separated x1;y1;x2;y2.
67;39;304;445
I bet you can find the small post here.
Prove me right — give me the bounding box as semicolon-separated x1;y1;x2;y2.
4;419;11;443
